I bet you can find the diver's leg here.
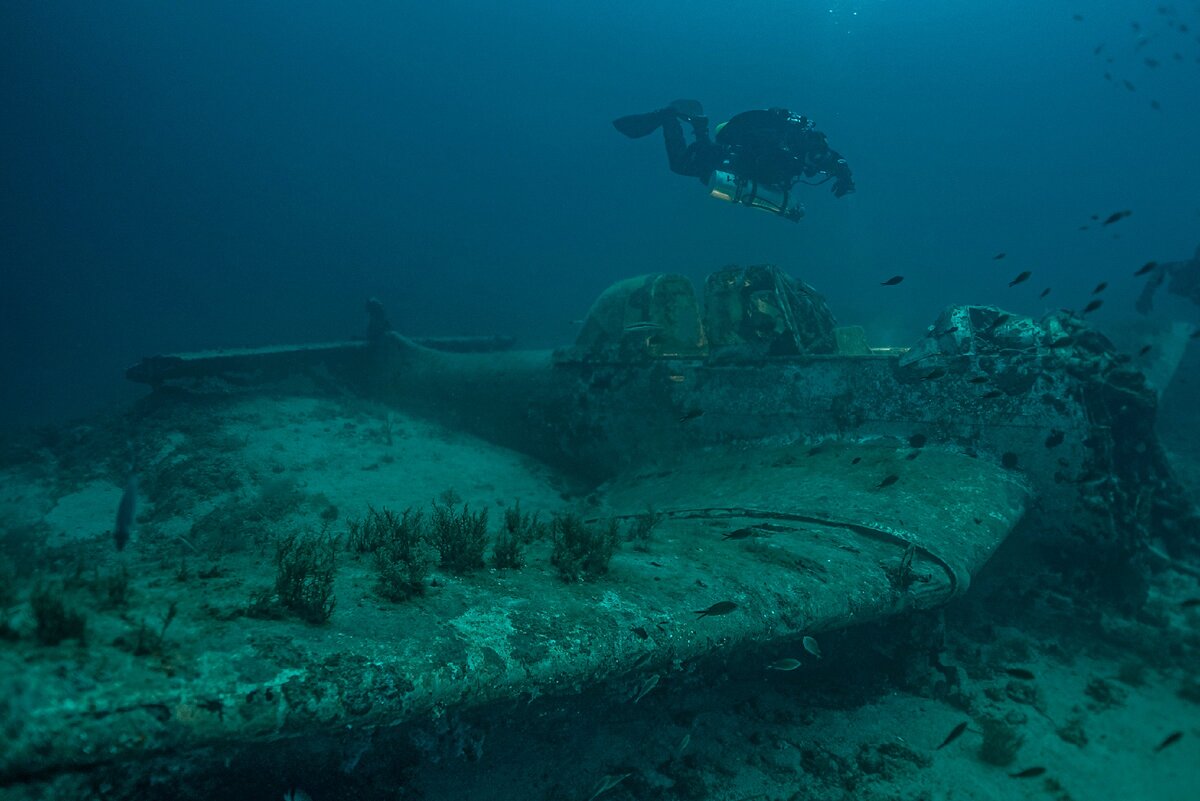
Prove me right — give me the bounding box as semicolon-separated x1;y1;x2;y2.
662;115;691;175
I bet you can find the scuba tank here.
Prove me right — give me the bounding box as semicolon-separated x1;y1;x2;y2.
707;167;805;222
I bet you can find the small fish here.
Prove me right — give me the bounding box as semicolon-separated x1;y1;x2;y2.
1009;271;1032;287
694;601;737;618
767;658;803;671
909;433;927;448
982;389;1004;399
1001;452;1019;469
1102;209;1132;226
1049;335;1075;348
1072;13;1083;21
1004;667;1036;680
993;252;1006;260
632;673;659;703
1039;287;1052;298
1123;79;1137;92
1134;261;1157;276
1045;430;1065;448
936;721;969;750
850;456;862;465
1092;281;1108;294
1083;299;1104;314
921;367;947;381
993;313;1012;326
905;450;920;461
802;636;822;658
1009;767;1047;779
723;527;763;541
968;375;990;384
1144;57;1160;68
1191;329;1200;340
114;474;138;551
587;773;631;801
1181;598;1200;608
880;275;905;286
624;321;663;333
679;409;704;423
1093;43;1105;55
1150;100;1161;110
939;325;960;335
876;474;899;489
1154;731;1183;752
806;444;825;456
1138;344;1152;357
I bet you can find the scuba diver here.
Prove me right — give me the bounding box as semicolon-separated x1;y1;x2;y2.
612;99;855;222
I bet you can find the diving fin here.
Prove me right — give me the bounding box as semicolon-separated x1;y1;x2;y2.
668;98;704;119
612;109;671;139
613;99;706;139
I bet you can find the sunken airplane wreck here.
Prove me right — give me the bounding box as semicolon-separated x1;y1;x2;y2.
11;265;1189;793
126;263;1197;602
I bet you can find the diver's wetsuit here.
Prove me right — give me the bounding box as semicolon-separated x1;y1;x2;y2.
661;114;724;184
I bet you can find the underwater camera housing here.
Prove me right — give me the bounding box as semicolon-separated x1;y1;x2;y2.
707;168;805;222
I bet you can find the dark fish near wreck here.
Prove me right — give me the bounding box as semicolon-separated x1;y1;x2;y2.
1009;271;1032;287
1138;345;1152;357
1001;452;1019;469
1044;430;1065;449
679;409;704;423
802;636;822;658
1134;261;1157;276
1039;287;1051;298
1182;598;1200;608
723;527;764;541
114;474;138;551
993;252;1006;260
1092;281;1108;294
905;450;921;461
1154;731;1183;752
982;389;1004;399
1009;767;1047;779
909;433;927;448
850;456;862;465
694;601;737;618
921;367;947;381
1004;667;1036;680
880;275;905;286
1083;299;1103;314
876;474;900;489
968;375;990;384
936;721;969;750
1102;209;1132;225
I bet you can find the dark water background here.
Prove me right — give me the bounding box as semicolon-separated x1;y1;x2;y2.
2;0;1197;427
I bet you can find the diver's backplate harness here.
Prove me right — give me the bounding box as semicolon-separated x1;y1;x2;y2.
705;110;843;223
